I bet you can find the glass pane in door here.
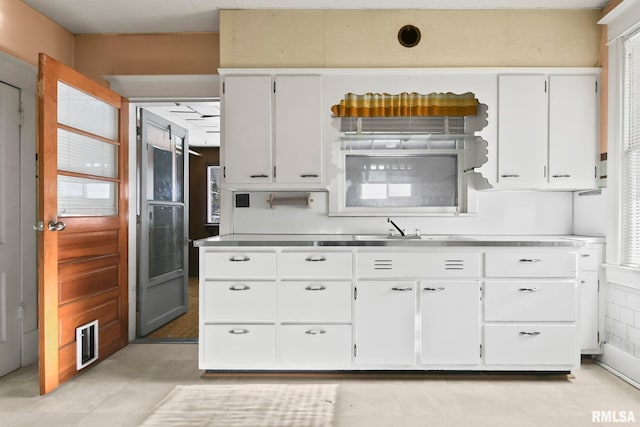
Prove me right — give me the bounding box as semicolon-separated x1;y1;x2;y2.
57;175;117;216
148;204;184;279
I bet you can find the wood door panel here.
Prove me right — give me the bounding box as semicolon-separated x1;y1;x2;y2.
38;54;128;394
58;296;120;346
58;258;119;304
58;230;119;261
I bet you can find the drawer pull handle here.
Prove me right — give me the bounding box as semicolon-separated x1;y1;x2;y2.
519;331;541;336
552;174;571;178
518;287;541;292
305;329;327;335
391;286;413;292
580;254;591;258
228;328;250;335
300;174;319;178
305;284;327;291
500;174;520;178
305;255;327;262
229;284;251;291
423;287;445;292
229;255;250;262
518;258;541;263
250;174;269;178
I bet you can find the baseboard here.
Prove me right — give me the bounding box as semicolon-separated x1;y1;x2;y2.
596;344;640;389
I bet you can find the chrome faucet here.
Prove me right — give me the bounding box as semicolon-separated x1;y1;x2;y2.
387;217;405;237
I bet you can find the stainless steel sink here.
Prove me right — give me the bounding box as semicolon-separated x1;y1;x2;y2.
352;234;472;241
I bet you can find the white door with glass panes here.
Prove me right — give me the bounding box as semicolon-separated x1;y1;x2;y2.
274;75;322;184
355;281;416;365
548;74;598;190
497;75;548;188
222;75;272;184
420;282;481;365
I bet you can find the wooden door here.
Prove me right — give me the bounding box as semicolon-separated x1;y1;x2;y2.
37;54;128;394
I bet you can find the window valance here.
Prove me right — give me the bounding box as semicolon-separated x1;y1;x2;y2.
331;92;478;117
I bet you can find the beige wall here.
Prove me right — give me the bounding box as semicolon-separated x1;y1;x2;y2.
220;10;601;68
74;33;220;85
0;0;74;67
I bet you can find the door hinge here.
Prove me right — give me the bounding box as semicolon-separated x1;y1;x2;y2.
18;102;24;127
222;82;225;94
273;81;276;93
223;166;226;178
273;166;276;179
595;80;598;93
136;125;141;137
597;279;600;292
595;165;598;178
597;331;600;343
354;286;357;300
354;344;357;358
544;80;548;93
18;303;25;320
480;344;483;358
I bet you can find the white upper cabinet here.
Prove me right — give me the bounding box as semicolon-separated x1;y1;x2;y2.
222;75;273;184
498;75;549;188
497;73;599;190
274;75;322;184
548;75;598;189
222;74;323;187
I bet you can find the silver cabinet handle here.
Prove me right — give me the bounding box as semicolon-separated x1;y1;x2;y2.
500;174;520;178
518;287;541;292
228;328;249;335
423;287;445;292
580;253;591;258
552;174;571;178
300;174;319;178
229;255;250;262
305;255;327;262
580;280;586;284
391;286;413;292
518;258;541;263
305;284;326;291
48;220;66;231
249;174;269;178
229;284;251;291
305;329;326;335
519;331;541;336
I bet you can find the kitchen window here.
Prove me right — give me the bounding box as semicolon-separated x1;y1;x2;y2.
623;29;640;268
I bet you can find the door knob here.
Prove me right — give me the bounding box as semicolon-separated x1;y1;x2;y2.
48;221;66;231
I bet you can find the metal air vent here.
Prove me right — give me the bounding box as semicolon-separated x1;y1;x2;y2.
444;259;465;271
373;259;393;270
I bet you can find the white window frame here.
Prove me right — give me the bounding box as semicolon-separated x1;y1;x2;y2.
600;1;640;271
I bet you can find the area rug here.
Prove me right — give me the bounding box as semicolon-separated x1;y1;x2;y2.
140;383;338;427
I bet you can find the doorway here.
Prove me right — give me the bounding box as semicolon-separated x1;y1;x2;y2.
133;101;220;340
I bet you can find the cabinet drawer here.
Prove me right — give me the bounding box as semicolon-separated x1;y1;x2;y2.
279;324;352;367
278;281;351;322
202;324;275;366
278;252;352;279
203;281;275;322
204;251;275;279
485;252;576;278
484;324;576;366
484;281;576;322
578;248;600;271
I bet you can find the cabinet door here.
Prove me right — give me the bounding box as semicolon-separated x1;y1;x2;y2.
223;75;272;184
420;282;480;365
274;75;322;184
497;75;548;188
355;281;416;365
579;271;599;351
548;75;598;190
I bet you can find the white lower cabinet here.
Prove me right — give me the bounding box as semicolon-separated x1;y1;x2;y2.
279;324;352;367
202;324;276;366
355;281;416;366
484;324;576;366
420;281;481;365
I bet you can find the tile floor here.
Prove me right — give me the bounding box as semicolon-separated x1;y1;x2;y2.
1;344;639;426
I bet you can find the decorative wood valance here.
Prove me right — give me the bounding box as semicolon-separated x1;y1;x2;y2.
331;92;478;117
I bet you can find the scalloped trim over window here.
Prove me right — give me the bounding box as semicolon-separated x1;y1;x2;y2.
330;92;478;117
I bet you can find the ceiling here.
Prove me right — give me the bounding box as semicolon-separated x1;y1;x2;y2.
22;0;609;34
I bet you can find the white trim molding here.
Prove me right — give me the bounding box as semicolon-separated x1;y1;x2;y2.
598;344;640;388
